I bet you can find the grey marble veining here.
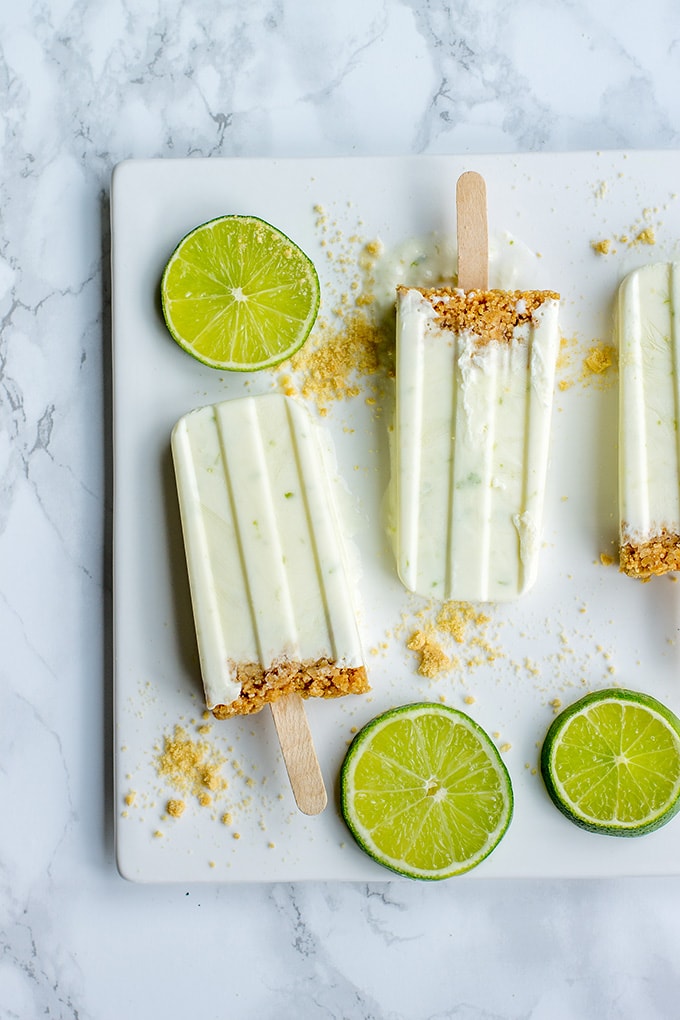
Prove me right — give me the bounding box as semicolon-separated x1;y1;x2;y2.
2;0;680;1017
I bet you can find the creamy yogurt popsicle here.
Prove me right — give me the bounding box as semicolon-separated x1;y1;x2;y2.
619;262;680;579
171;393;369;717
395;286;560;602
394;172;560;603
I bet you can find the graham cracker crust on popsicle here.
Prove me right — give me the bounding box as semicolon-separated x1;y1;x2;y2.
211;660;370;719
398;286;560;346
619;528;680;580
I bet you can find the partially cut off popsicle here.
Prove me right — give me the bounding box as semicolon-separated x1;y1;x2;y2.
171;393;369;813
619;262;680;579
394;172;560;602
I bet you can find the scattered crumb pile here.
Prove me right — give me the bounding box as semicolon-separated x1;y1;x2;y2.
437;601;491;644
591;227;656;255
557;336;616;392
284;313;389;412
407;630;450;678
636;227;656;245
590;205;660;256
277;204;391;414
405;601;501;680
581;343;617;391
121;711;285;850
398;592;620;713
583;344;614;376
156;724;228;808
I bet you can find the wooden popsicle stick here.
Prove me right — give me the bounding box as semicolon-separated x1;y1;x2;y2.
270;695;328;815
456;171;489;291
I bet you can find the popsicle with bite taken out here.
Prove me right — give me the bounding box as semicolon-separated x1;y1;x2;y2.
394;172;560;602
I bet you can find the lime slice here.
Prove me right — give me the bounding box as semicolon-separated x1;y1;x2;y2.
340;702;513;880
541;688;680;836
160;215;320;371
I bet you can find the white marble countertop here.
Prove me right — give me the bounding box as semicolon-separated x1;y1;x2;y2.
3;1;680;1017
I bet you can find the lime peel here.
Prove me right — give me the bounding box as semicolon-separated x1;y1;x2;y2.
541;688;680;836
161;214;320;372
340;702;513;880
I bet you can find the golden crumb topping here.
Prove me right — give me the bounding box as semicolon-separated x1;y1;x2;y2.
403;287;560;346
211;659;370;719
620;529;680;579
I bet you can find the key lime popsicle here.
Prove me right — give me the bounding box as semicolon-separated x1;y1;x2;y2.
171;393;369;814
619;262;680;579
394;172;560;602
171;393;369;717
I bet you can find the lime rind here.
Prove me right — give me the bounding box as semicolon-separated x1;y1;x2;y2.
160;214;320;372
540;688;680;837
340;702;513;880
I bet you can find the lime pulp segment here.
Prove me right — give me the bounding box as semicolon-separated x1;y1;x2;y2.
161;215;320;371
341;702;513;880
541;688;680;836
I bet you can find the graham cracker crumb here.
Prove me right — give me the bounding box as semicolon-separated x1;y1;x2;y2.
276;211;389;413
166;799;185;818
405;287;559;346
156;725;228;803
557;333;616;392
211;659;370;719
437;602;491;644
583;344;614;375
591;239;612;255
620;529;680;579
399;599;502;682
287;314;389;413
407;629;451;678
634;227;655;246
